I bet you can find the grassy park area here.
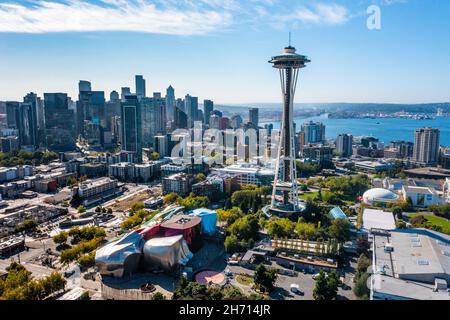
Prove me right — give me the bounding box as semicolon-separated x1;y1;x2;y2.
236;275;254;287
409;213;450;229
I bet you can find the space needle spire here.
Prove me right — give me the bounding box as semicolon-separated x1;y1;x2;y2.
265;38;311;216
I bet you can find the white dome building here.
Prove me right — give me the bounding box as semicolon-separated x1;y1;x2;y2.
362;188;400;205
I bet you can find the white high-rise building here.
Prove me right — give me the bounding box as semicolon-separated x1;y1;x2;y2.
413;127;440;165
336;134;353;158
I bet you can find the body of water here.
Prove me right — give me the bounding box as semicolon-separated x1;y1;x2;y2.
261;114;450;146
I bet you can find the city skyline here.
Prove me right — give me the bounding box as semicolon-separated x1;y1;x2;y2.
1;0;450;104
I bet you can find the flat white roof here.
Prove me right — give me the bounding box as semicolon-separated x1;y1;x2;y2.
363;208;396;230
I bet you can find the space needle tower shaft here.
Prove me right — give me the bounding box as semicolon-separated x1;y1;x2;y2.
268;40;310;215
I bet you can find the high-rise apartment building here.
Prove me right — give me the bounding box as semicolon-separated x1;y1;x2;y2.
121;95;142;162
391;140;414;159
336;134;353;158
301;121;325;144
413;127;440;165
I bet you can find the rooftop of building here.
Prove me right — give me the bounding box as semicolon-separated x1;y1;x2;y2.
213;164;274;176
362;208;396;231
371;229;450;300
79;177;116;189
402;185;436;195
160;214;201;230
163;173;193;181
404;167;450;178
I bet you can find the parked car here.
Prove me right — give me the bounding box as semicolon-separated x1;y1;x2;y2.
290;284;301;294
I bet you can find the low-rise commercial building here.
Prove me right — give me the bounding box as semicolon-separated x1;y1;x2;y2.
74;177;120;207
402;185;442;207
211;164;274;186
370;229;450;300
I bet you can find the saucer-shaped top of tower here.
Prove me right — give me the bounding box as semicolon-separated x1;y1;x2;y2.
269;46;310;69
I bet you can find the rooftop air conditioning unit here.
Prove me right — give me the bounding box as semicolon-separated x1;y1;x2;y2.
384;243;394;252
434;278;447;292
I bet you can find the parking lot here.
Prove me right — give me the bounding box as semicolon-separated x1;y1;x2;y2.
226;259;357;300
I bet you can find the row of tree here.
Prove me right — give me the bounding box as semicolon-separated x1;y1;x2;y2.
0;262;66;300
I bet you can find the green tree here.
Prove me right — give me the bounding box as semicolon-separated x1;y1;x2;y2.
266;218;295;238
224;234;243;253
77;252;96;269
131;202;145;212
353;272;370;299
150;152;160;161
327;219;351;242
77;205;86;213
15;219;38;233
253;264;277;293
313;271;339;300
392;206;403;220
228;215;260;242
53;231;68;245
163;192;181;205
151;292;166;300
195;173;206;182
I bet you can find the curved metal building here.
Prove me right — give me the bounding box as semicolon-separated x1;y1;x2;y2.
95;231;145;278
143;235;193;272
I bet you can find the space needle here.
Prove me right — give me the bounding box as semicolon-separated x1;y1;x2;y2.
266;38;310;216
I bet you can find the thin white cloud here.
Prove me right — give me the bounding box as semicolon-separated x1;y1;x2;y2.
0;0;233;35
278;2;350;26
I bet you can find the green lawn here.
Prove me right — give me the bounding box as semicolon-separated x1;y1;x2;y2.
236;275;254;287
299;191;319;201
298;190;356;206
409;213;450;229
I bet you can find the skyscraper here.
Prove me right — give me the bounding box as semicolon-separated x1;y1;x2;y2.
249;108;259;127
174;106;188;129
230;114;243;129
78;80;92;92
141;93;167;147
6;101;20;129
166;86;175;123
185;95;198;128
24;92;44;132
76;82;106;137
336;134;353;158
266;43;310;216
44;93;76;152
18;102;39;149
413;127;440;165
135;75;146;99
121;95;142;162
121;87;131;101
203;99;214;126
110;90;120;102
301;121;325;144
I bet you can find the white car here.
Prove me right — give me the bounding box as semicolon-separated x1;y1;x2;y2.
312;273;327;280
290;284;300;294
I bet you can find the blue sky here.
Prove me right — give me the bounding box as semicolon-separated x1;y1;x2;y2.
0;0;449;104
